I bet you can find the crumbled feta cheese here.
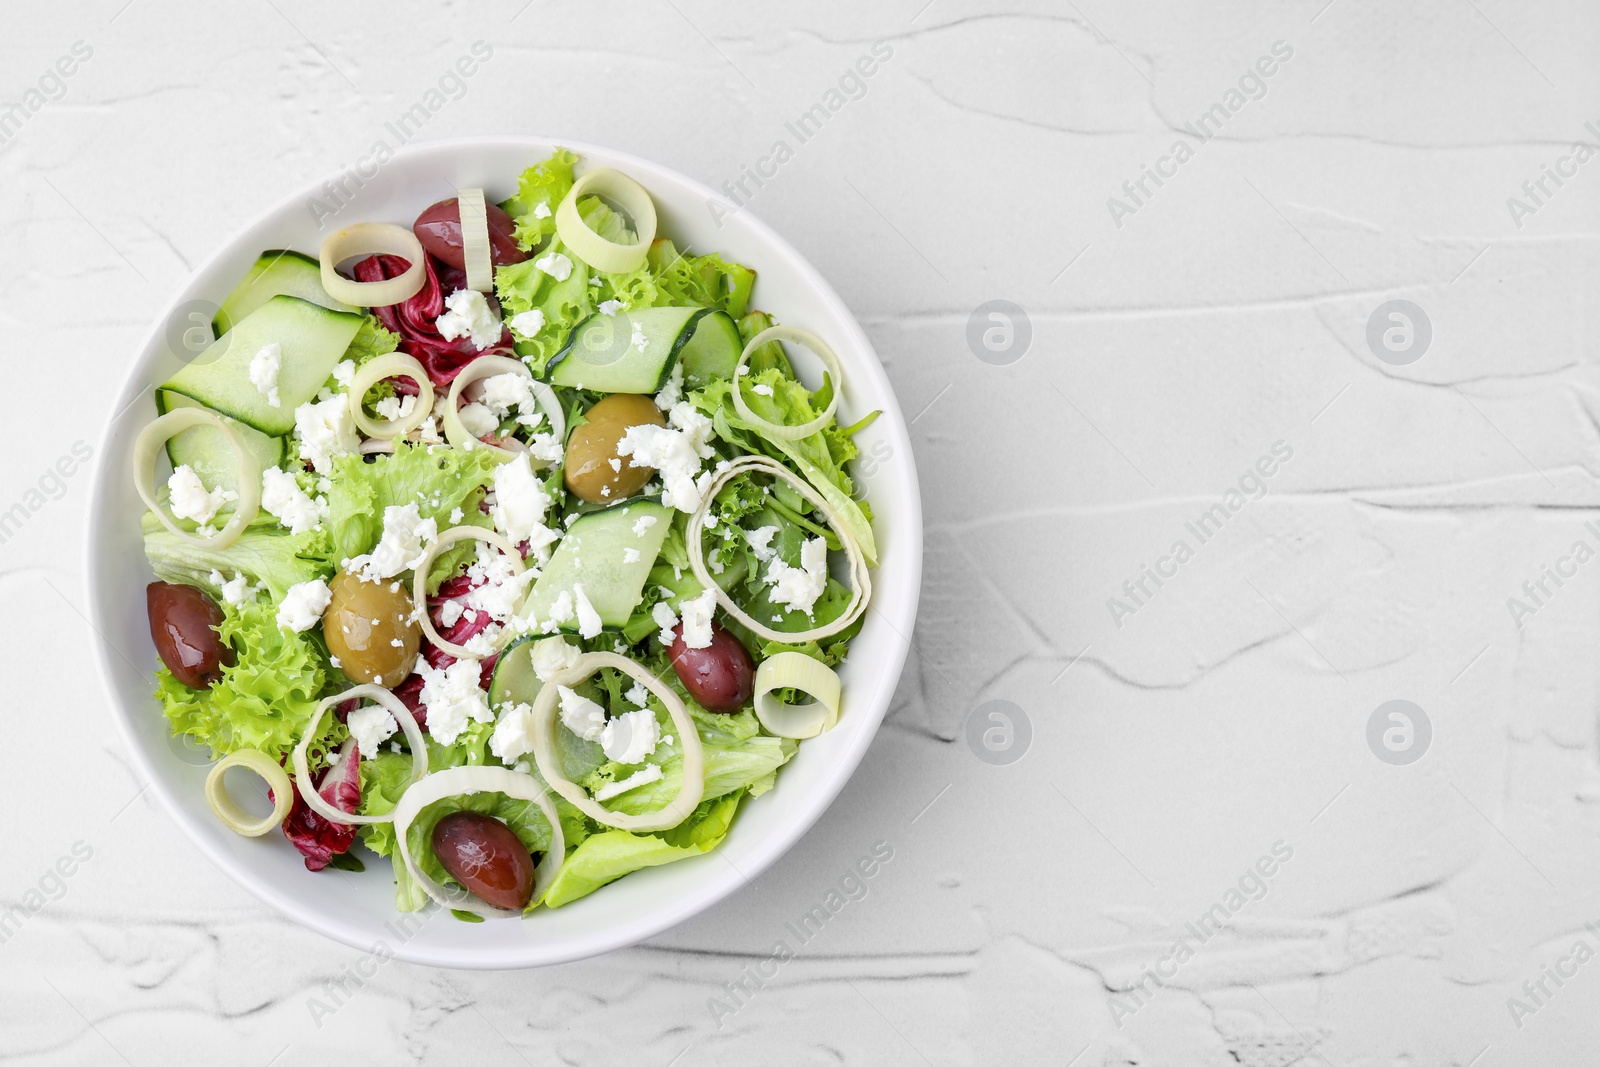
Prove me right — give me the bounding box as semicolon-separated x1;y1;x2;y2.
598;299;623;316
331;359;356;390
533;201;552;219
594;763;663;801
744;525;780;562
295;395;359;475
249;342;282;407
766;536;828;616
347;704;398;754
167;465;234;526
461;629;499;658
457;401;499;439
418;657;493;745
435;288;503;351
541;589;575;633
600;707;659;764
572;582;603;639
346;504;437;582
374;394;418;423
526;433;564;464
449;506;464;524
652;601;679;646
438;599;464;627
478;373;544;428
679;587;716;649
622;547;641;564
557;685;606;742
535;252;573;281
208;569;257;606
632;515;658;537
653;364;684;411
607;458;622;473
751;383;774;397
277;578;332;632
630;323;648;353
491;454;557;559
489;701;537;763
615;402;716;513
508;308;546;339
261;467;327;535
464;543;536;622
530;636;581;682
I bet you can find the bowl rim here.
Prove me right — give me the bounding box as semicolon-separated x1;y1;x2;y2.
87;135;923;968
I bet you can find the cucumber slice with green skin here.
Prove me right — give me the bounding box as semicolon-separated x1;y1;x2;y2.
162;295;365;436
155;390;285;497
675;310;742;386
521;501;674;630
546;307;742;393
214;250;355;334
488;634;541;710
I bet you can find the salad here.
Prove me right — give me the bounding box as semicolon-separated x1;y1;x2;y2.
133;150;878;919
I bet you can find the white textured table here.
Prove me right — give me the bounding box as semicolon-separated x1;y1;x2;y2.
5;1;1596;1063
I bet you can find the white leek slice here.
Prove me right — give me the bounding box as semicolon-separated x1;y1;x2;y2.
391;765;566;918
554;168;657;274
205;748;294;837
442;354;566;465
319;222;427;307
348;352;436;440
291;684;427;826
134;408;261;550
411;525;527;658
687;456;871;644
457;187;494;293
753;651;842;739
530;652;705;831
733;326;844;441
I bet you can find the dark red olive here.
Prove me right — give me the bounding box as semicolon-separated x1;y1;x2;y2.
146;581;233;689
431;811;536;910
667;622;755;712
413;198;527;270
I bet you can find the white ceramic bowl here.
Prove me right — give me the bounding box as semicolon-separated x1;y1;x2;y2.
87;137;922;968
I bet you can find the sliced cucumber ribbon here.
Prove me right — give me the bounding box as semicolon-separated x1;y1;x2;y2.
348;352;436;440
753;652;841;739
391;765;566;918
733;326;844;441
134;408;261;550
442;354;566;465
529;652;706;832
554;168;657;274
291;685;428;826
319;222;427;307
457;187;494;293
411;525;529;658
205;748;294;837
687;456;871;644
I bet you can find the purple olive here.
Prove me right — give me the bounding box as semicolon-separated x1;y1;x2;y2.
431;811;535;910
667;622;755;713
146;581;233;689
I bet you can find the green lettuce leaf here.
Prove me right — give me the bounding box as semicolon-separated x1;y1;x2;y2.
693;369;878;564
141;512;333;603
505;148;578;250
156;598;330;759
324;442;499;578
542;791;742;909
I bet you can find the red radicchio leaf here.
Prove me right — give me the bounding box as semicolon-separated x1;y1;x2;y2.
350;253;514;388
277;740;363;872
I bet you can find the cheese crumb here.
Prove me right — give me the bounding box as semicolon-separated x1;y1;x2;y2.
679;587;716;649
347;704;398;754
435;289;503;351
557;685;606;742
167;465;234;526
277;578;332;632
260;467;327;535
766;537;828;617
249;342;282;407
535;251;573;281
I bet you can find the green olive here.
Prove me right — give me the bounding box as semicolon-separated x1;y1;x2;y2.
323;570;421;686
564;393;666;503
